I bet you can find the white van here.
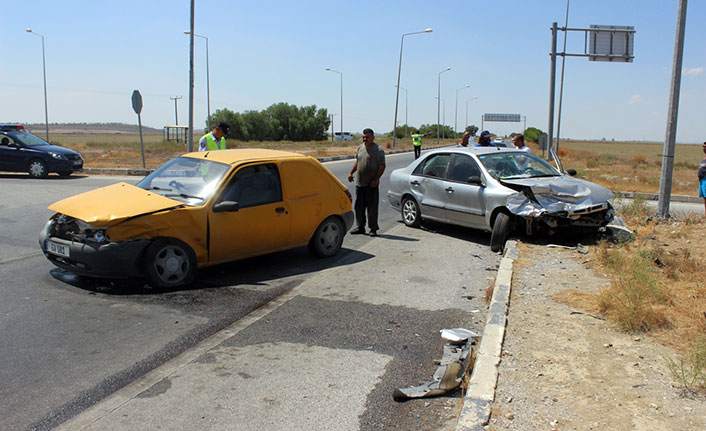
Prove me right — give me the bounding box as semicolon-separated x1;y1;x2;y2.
334;131;353;141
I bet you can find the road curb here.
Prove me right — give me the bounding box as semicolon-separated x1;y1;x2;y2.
455;240;518;431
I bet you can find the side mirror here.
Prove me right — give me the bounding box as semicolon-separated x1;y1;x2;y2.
213;200;239;213
566;169;577;177
467;175;484;186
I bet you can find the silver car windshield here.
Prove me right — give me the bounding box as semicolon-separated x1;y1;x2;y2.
136;156;230;205
478;152;561;180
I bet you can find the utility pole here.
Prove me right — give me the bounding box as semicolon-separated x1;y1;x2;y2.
657;0;688;218
170;96;182;125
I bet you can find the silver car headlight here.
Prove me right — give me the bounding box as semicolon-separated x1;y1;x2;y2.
50;152;67;160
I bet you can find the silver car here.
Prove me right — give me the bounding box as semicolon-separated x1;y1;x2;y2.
386;147;614;252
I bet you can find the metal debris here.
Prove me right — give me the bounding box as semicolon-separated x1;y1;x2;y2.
393;329;478;401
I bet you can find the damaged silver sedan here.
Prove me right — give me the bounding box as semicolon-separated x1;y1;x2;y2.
386;146;614;252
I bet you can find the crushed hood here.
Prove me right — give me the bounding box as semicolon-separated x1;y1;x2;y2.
48;182;182;225
502;176;614;217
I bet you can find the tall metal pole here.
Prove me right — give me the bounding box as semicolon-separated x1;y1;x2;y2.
392;29;432;149
26;29;49;141
170;96;182;125
657;0;688;218
205;36;210;125
547;22;558;161
187;0;195;152
395;85;408;139
555;0;570;154
437;67;450;145
326;68;343;139
454;85;469;143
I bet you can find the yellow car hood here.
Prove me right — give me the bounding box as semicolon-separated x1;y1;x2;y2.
48;182;183;225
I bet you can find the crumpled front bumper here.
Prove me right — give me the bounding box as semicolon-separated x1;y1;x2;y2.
39;230;150;279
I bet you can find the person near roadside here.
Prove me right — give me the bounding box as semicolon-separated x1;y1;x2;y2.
512;134;530;153
698;141;706;216
460;131;472;147
410;131;431;159
512;133;531;171
348;128;386;237
198;122;230;151
476;130;494;147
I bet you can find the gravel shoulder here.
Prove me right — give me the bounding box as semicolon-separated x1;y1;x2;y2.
487;242;705;431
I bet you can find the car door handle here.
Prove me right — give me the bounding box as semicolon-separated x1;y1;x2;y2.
410;180;420;186
275;207;286;214
445;187;454;193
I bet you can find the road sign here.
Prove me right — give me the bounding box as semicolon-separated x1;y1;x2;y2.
131;90;143;114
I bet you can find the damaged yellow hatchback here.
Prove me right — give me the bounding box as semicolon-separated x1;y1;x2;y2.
39;149;354;288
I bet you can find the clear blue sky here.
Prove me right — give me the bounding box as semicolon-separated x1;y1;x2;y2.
2;0;704;142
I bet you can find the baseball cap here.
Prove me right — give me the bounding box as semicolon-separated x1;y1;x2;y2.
218;121;231;135
480;130;491;138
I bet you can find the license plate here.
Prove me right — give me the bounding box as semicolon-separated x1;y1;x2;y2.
73;160;82;166
46;240;70;257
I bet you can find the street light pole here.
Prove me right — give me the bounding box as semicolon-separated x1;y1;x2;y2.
437;67;450;145
26;28;49;141
392;28;432;149
185;31;210;127
187;0;195;152
325;68;343;140
395;85;408;139
454;85;469;143
465;96;478;130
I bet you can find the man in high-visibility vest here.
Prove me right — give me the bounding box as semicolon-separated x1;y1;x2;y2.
410;131;431;159
198;122;230;151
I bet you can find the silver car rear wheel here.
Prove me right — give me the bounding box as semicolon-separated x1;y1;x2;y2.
401;197;421;228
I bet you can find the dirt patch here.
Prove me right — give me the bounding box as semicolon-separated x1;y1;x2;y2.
487;243;705;431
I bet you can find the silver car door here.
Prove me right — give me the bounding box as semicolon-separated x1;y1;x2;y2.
443;154;486;228
413;153;450;221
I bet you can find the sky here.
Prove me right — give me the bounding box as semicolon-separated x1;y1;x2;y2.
2;0;704;143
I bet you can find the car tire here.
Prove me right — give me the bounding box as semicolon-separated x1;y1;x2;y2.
490;212;512;253
308;216;344;258
28;159;48;178
401;196;422;228
58;171;72;177
143;238;197;288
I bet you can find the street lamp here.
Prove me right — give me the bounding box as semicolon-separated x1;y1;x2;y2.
26;28;49;141
437;66;451;145
454;85;469;143
465;97;478;130
395;85;408;139
325;68;343;141
392;28;432;148
184;31;210;127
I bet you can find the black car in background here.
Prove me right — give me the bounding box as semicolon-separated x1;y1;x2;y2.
0;125;83;178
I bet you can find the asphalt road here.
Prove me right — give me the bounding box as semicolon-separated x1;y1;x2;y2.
0;149;499;430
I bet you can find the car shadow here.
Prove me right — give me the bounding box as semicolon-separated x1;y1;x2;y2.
50;246;376;295
0;173;89;180
412;220;492;247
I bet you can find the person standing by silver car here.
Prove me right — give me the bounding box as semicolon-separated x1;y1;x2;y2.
348;128;386;236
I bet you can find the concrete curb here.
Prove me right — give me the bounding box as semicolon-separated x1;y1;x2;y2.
455;240;519;431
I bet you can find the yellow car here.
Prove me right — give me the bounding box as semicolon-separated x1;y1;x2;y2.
39;149;354;288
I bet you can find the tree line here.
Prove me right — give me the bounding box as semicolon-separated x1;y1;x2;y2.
207;103;330;141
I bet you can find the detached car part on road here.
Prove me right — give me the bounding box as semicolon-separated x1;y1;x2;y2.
386;146;614;252
0;125;83;177
39;149;354;288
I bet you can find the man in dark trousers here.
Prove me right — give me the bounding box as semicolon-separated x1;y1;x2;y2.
348;128;386;237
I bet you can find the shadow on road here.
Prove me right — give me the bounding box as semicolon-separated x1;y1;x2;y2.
0;173;89;180
50;246;375;295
